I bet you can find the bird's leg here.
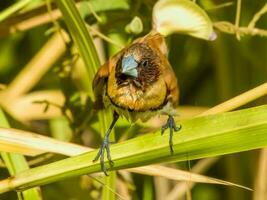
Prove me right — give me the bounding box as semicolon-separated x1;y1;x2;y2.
93;112;119;176
161;115;181;154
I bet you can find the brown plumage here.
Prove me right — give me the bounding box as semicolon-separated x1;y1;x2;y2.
93;32;181;175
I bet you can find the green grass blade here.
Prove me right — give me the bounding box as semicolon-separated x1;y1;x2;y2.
55;0;99;85
0;0;32;22
0;109;41;200
101;32;126;200
1;105;267;193
54;1;116;199
143;176;153;200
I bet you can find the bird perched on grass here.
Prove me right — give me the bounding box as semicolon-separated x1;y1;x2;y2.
93;32;181;175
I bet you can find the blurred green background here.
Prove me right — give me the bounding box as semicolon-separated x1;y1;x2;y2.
0;0;267;199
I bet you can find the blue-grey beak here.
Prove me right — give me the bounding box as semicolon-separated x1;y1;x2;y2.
121;55;138;78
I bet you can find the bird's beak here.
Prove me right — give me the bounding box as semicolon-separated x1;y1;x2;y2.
121;55;138;78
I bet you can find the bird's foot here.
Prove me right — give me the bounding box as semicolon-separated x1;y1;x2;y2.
93;136;114;176
161;115;181;154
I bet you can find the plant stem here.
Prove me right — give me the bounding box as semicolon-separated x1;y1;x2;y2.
0;0;32;22
199;82;267;116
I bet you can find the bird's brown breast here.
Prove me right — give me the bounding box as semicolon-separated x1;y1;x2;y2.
106;67;167;112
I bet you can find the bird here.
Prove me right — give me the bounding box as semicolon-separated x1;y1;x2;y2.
92;31;181;175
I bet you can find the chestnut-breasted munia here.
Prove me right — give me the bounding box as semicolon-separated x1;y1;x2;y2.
93;31;181;175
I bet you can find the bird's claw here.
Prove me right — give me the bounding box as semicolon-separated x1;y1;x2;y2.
161;115;181;154
93;136;113;176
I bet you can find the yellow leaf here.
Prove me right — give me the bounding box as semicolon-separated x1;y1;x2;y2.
0;128;91;156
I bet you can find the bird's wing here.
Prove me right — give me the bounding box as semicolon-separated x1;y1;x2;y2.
162;62;179;106
144;32;179;106
92;61;109;109
93;52;122;109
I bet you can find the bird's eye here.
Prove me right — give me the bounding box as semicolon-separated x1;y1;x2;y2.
141;60;148;67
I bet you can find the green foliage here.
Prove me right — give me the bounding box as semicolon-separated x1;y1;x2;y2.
1;105;267;193
0;0;267;199
0;109;41;200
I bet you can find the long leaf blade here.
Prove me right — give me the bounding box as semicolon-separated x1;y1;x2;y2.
0;109;41;200
0;126;248;190
0;105;267;193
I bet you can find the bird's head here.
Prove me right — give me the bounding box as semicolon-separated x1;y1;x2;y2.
116;43;160;87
